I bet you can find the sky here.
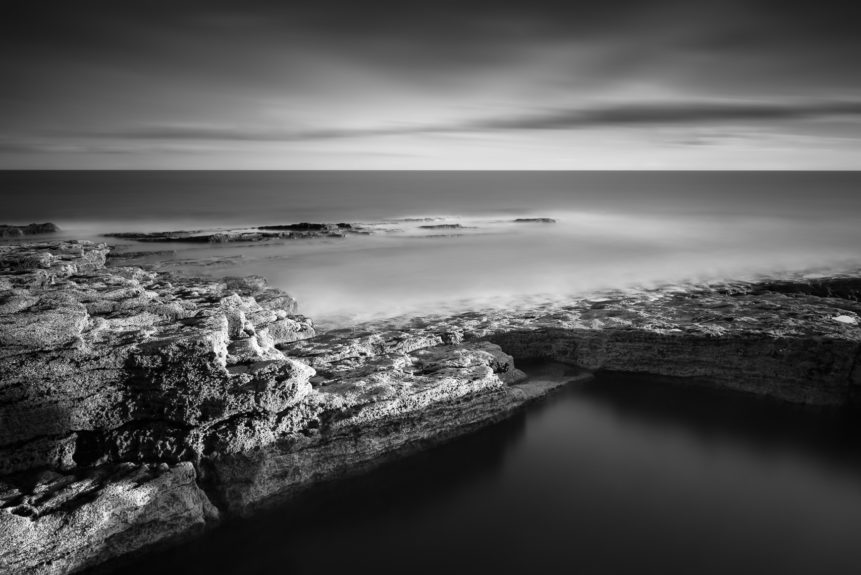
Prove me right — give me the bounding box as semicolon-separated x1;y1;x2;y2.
2;0;861;169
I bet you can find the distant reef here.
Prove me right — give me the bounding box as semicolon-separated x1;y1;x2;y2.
101;218;560;245
0;223;59;238
104;222;369;244
418;223;466;229
1;240;860;574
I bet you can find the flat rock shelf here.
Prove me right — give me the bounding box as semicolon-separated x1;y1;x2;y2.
1;240;860;574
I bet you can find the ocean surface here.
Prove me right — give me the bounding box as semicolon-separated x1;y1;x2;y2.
2;170;861;323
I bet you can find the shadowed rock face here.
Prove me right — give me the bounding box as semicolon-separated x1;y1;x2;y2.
490;329;860;405
2;240;861;573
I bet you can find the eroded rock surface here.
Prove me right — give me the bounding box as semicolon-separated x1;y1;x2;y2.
0;463;216;575
365;279;861;405
2;240;860;574
0;241;535;573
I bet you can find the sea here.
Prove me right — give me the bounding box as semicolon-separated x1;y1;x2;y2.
4;171;861;574
117;366;861;575
2;170;861;324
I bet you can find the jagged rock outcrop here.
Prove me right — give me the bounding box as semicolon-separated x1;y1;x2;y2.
204;340;530;514
0;463;216;575
0;242;317;475
0;241;538;573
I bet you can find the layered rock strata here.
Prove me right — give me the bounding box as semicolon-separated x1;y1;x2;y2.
362;280;861;406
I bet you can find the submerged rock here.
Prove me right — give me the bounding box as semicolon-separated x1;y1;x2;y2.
259;222;352;232
0;223;60;238
418;223;464;229
104;230;297;243
106;223;369;244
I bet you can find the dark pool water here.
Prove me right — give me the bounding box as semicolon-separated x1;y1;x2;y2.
115;364;861;575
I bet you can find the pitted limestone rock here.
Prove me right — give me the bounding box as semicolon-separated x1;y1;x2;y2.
5;240;860;574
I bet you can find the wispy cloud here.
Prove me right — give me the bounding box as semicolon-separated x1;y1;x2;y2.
97;100;861;143
468;101;861;130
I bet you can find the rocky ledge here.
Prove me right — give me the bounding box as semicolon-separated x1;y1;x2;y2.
0;241;538;574
363;277;861;406
1;241;860;574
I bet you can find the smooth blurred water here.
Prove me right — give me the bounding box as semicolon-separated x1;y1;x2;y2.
2;171;861;322
111;365;861;575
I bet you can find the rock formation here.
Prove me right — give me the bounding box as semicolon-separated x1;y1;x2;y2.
1;240;860;573
384;281;861;406
258;222;354;232
0;241;539;574
104;223;369;244
418;223;465;229
0;223;60;238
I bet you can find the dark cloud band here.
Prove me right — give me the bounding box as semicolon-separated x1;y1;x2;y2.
100;100;861;143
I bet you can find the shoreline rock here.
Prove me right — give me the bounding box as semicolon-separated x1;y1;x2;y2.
0;241;536;572
2;240;860;573
366;280;861;406
1;463;216;575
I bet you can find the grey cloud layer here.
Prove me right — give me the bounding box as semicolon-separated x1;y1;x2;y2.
3;0;861;90
101;101;861;143
2;0;861;166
